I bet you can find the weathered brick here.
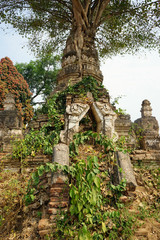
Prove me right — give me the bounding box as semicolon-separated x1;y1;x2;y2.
49;201;68;208
50;188;69;197
48;207;68;215
50;196;69;202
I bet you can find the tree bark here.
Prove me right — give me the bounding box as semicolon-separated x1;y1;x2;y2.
56;0;111;87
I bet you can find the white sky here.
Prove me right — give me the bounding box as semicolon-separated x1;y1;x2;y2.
0;24;160;125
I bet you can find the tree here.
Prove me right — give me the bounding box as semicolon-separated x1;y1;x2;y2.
0;1;159;84
0;57;33;122
15;55;60;104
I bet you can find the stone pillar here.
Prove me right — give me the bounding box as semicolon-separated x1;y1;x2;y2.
113;151;137;191
49;144;69;220
38;144;69;238
92;99;118;138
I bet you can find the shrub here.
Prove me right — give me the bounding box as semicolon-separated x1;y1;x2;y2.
0;57;33;123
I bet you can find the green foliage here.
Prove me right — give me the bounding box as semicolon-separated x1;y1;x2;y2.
129;123;144;149
0;1;159;56
12;123;61;161
111;96;126;115
109;178;127;201
6;75;144;239
11;77;107;161
69;156;101;221
15;54;60;103
69;131;131;159
24;129;135;239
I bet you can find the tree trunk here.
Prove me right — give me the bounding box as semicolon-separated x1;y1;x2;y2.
57;28;103;86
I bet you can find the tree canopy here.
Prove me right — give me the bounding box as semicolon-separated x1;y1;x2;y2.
15;55;60;104
0;0;159;57
0;57;33;123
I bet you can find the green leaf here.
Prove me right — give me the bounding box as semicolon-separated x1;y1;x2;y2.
37;165;45;176
87;172;94;184
102;222;107;233
31;172;39;185
30;194;35;201
79;224;92;240
70;205;76;215
94;176;100;188
77;202;83;212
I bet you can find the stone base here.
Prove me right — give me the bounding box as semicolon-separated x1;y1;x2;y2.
130;150;160;166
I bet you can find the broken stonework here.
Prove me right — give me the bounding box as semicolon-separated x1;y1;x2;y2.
115;114;136;148
28;114;49;130
52;143;69;166
49;143;69;221
3;93;16;111
91;99;117;138
130;150;160;165
38;218;52;238
60;94;118;144
113;151;137;191
134;100;160;150
115;114;132;138
51;143;69;185
0;94;22;152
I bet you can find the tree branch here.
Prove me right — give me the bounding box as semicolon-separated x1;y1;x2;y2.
72;0;90;29
94;0;111;27
99;0;159;25
84;0;91;15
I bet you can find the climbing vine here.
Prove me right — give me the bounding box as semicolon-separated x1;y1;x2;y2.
11;77;108;160
10;76;136;239
24;130;134;240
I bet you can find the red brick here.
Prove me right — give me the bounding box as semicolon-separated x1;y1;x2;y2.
50;196;69;202
50;188;69;197
48;207;68;215
49;201;68;208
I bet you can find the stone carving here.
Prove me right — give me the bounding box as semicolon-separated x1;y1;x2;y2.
92;101;118;138
60;103;90;143
95;102;112;116
65;103;90;131
57;33;103;86
60;97;118;144
66;103;88;116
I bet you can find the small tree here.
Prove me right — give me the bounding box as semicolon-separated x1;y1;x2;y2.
0;57;33;123
15;55;60;104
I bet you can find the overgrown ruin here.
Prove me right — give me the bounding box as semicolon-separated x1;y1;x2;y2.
0;75;160;239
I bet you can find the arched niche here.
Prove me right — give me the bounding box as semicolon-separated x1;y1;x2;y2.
60;100;117;144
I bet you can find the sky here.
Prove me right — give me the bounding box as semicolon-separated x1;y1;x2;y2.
0;24;160;125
